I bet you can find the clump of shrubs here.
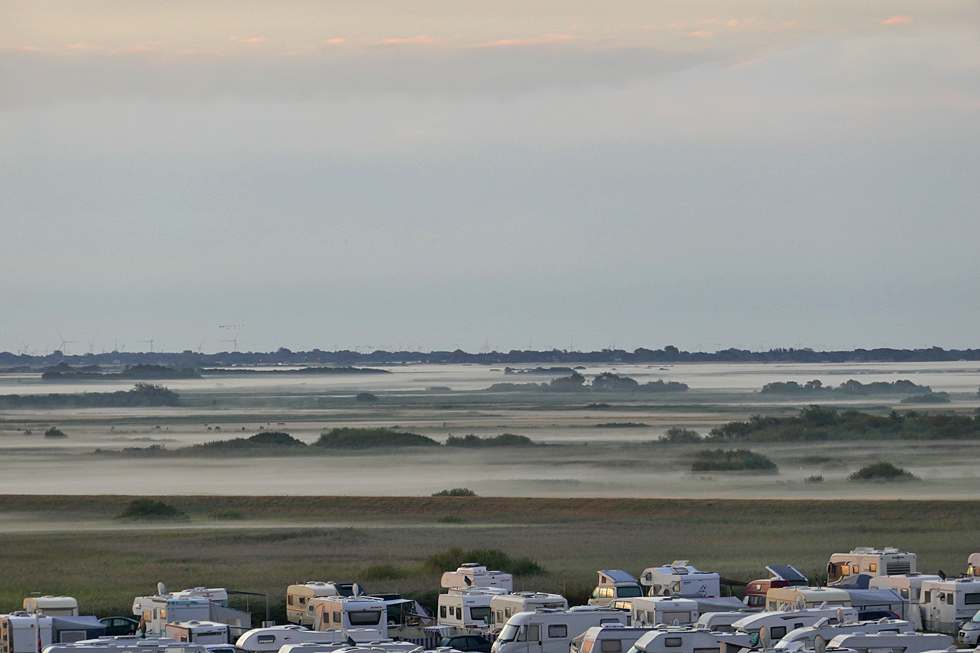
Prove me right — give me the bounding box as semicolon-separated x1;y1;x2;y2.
355;392;379;402
44;427;68;438
423;546;544;576
445;434;533;447
848;461;918;481
316;427;438;449
691;449;778;472
432;488;477;497
661;427;702;443
805;475;824;483
116;498;188;521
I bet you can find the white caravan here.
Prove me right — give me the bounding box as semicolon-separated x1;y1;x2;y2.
827;548;916;586
629;598;699;627
442;564;513;592
489;594;569;631
920;578;980;634
630;627;753;653
589;572;645;607
570;625;654;653
236;625;385;653
695;612;752;634
867;575;941;630
23;597;79;617
825;632;952;653
132;587;251;638
307;597;388;638
731;608;859;648
438;588;506;630
287;583;358;626
165;621;231;644
279;642;423;653
640;562;721;599
765;587;852;612
490;607;628;653
0;614;108;653
772;619;913;653
42;638;207;653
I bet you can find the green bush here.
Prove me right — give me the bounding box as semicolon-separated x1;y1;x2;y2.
116;498;188;521
662;427;701;443
356;392;379;402
900;393;950;404
315;427;438;449
848;461;918;481
805;475;824;483
445;433;533;447
44;427;67;438
432;488;477;497
422;546;544;576
691;449;778;472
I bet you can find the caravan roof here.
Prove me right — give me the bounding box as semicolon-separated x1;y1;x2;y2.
599;571;640;586
767;567;808;586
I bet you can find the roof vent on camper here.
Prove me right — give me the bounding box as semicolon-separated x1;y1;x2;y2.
852;547;874;554
883;547;899;554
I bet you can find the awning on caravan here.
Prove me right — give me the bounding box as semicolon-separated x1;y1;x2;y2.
842;589;907;619
50;616;106;642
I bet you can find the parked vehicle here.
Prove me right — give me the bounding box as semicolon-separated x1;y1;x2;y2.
731;608;859;647
629;598;699;627
307;596;388;638
827;548;916;586
840;589;907;621
695;612;751;634
165;621;231;645
287;583;358;626
236;625;383;653
438;634;493;652
0;614;106;653
957;609;980;646
919;578;980;634
438;589;504;630
489;594;569;631
772;618;913;652
490;607;628;653
825;631;952;653
441;564;514;592
765;587;852;612
631;627;753;653
639;562;721;599
42;638;208;653
98;618;139;637
132;587;251;638
742;567;809;609
277;641;422;653
570;624;654;653
23;597;79;617
589;571;644;607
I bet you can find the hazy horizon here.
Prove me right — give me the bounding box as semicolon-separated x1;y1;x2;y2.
3;1;979;355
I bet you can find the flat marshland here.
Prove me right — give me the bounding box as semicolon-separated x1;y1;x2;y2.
0;495;978;621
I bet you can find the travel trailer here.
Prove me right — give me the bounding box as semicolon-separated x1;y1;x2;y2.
278;642;422;653
588;571;644;607
629;598;699;627
919;578;980;634
640;562;721;599
772;619;913;652
489;594;569;631
765;587;852;612
570;624;653;653
42;637;207;653
438;588;506;630
630;627;753;653
307;597;388;638
165;621;231;645
23;597;79;617
695;612;753;634
825;632;953;653
132;587;251;638
827;548;916;586
287;583;358;626
743;567;809;609
442;564;513;592
490;607;628;653
236;625;385;653
867;574;941;630
0;614;106;653
731;608;859;647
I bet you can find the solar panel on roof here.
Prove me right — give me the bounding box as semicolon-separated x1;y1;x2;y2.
766;565;808;584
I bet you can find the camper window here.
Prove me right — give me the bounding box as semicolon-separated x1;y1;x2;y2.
440;606;447;618
601;640;622;653
946;594;955;606
257;636;276;644
527;625;540;642
664;638;683;648
901;589;909;600
299;597;307;605
348;611;383;626
923;592;931;603
966;594;980;605
471;607;490;622
869;564;877;573
770;627;787;640
548;625;568;638
160;609;167;619
333;612;341;623
619;587;643;598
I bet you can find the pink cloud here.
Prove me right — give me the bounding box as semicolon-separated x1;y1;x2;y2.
323;38;346;45
880;15;913;26
67;42;97;50
481;33;576;47
697;19;720;25
688;31;713;39
230;36;269;45
108;40;167;54
375;35;441;45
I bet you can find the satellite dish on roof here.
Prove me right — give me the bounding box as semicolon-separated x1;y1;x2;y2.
814;635;826;653
352;583;363;597
796;596;806;610
836;608;843;624
759;627;770;651
157;582;166;595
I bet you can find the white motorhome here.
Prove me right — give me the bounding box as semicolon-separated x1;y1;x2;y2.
765;587;852;612
589;572;645;607
630;627;753;653
438;588;506;630
165;621;231;644
1;614;106;653
629;598;699;628
772;619;913;653
490;607;628;653
132;588;251;638
920;578;980;634
42;637;207;653
278;642;422;653
640;562;721;599
23;597;79;617
827;548;916;586
441;564;513;592
695;612;751;634
731;608;859;648
236;625;384;653
867;574;940;630
287;583;358;626
570;625;653;653
489;594;569;631
307;596;387;638
825;632;952;653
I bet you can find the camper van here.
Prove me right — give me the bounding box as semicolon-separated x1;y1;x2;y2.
630;627;753;653
629;598;699;628
438;589;506;630
825;632;952;653
165;621;230;645
235;625;388;653
731;607;859;648
695;612;752;634
489;594;569;631
919;578;980;634
765;587;852;612
957;609;980;646
42;637;208;653
287;584;358;626
490;607;628;653
827;548;916;586
589;572;645;607
640;563;720;599
132;588;251;638
278;642;422;653
307;597;387;638
742;567;809;609
442;565;514;592
570;625;653;653
772;619;913;652
1;614;106;653
23;597;79;617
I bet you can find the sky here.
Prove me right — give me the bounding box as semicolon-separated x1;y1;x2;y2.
2;1;980;355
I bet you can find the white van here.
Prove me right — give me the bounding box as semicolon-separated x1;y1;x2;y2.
920;578;980;634
640;563;721;599
826;632;952;653
589;572;645;607
490;607;628;653
287;583;357;626
773;619;913;652
958;609;980;646
571;625;653;653
731;608;858;648
489;594;569;631
630;598;699;627
630;627;753;653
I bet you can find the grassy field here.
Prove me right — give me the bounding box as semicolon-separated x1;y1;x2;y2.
1;495;977;622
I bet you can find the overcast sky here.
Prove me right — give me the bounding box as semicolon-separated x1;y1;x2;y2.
2;1;979;355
